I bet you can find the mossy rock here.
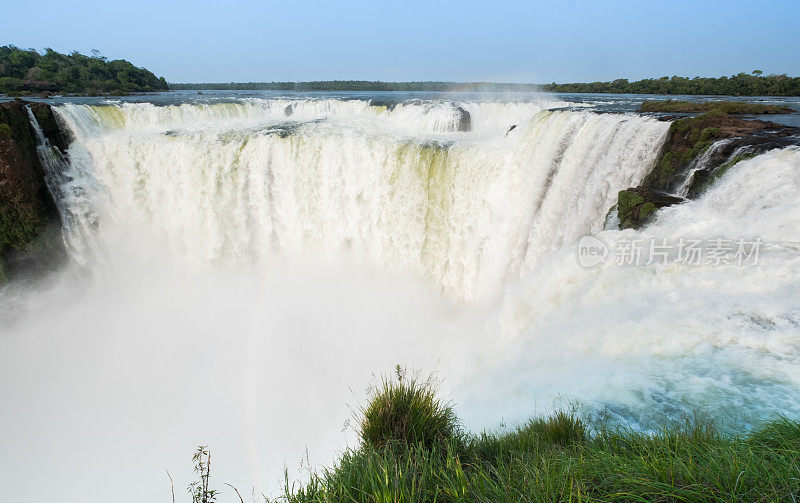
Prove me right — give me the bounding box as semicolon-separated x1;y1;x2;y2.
0;194;49;253
617;188;683;229
643;113;733;192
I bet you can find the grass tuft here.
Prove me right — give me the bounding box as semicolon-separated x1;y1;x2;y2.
359;366;460;451
524;410;587;446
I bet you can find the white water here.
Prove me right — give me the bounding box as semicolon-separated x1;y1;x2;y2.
51;100;666;299
1;98;799;502
675;138;734;196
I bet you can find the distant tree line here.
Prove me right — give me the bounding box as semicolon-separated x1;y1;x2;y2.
541;72;800;96
0;45;168;95
171;72;800;96
640;100;793;114
170;81;539;92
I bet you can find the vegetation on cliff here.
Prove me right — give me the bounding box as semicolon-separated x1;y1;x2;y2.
641;100;794;114
616;112;726;228
0;45;168;95
617;188;683;230
641;111;727;192
267;373;800;502
616;109;800;229
543;71;800;96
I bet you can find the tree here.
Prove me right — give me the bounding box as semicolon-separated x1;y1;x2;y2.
0;45;168;94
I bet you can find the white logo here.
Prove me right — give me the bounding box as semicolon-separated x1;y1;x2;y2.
577;235;609;267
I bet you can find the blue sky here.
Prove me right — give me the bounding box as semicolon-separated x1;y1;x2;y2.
3;0;799;83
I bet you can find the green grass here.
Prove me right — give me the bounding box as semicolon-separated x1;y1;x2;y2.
360;367;461;451
640;100;794;114
280;376;800;502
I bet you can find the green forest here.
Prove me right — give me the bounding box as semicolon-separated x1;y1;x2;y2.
3;49;798;97
541;71;800;96
173;72;800;96
170;81;539;92
0;45;168;95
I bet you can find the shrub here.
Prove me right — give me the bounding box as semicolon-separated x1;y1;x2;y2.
359;367;460;450
699;126;721;142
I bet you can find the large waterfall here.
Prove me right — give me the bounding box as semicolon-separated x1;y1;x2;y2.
1;97;799;503
53;99;667;299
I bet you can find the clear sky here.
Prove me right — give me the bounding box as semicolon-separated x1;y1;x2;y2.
3;0;799;83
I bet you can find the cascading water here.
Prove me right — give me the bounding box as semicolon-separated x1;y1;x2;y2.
52;100;667;299
1;96;799;503
675;138;734;196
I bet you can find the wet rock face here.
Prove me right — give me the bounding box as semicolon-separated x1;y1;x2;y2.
455;106;471;132
643;113;800;194
28;102;70;151
615;111;800;230
683;131;800;198
617;188;684;230
0;100;64;281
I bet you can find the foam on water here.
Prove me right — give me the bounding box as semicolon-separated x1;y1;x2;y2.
461;148;800;431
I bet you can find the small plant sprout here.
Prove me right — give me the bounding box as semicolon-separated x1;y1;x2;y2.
188;446;217;503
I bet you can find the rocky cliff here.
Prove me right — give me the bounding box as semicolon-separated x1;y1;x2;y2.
617;111;800;229
0;100;65;282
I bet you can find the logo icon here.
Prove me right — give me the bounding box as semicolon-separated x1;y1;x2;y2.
577;235;608;267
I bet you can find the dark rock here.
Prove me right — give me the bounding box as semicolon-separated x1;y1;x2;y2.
613;111;800;230
455;106;471;132
0;100;65;282
506;125;517;135
643;112;800;193
617;188;683;230
369;100;398;111
28;102;71;151
284;105;293;117
684;132;800;198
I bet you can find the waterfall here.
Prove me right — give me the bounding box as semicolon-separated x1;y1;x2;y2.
25;106;50;146
480;146;800;429
24;106;87;262
3;97;799;503
675;138;733;196
25;107;69;221
52;100;668;299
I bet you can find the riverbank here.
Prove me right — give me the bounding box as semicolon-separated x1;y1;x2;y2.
278;376;800;502
542;72;800;96
640;100;794;114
